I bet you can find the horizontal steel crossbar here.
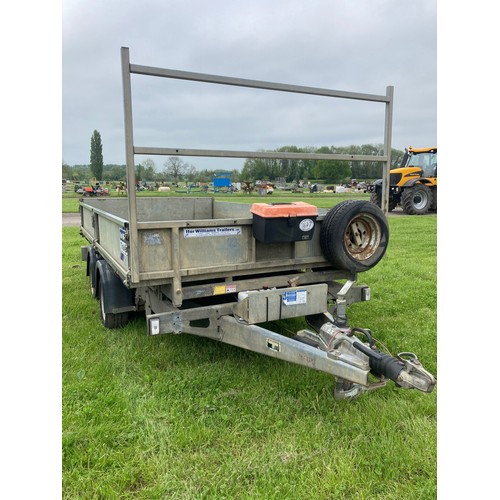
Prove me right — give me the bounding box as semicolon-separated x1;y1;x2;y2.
130;63;389;103
134;146;388;162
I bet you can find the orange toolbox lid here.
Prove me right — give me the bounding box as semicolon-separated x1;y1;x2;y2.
250;202;318;218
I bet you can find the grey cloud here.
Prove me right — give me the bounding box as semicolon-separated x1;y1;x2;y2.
62;0;436;168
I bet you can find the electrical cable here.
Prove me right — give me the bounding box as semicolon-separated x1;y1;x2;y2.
350;327;374;347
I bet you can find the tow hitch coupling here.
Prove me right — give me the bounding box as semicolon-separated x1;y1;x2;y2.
297;315;436;400
352;342;436;393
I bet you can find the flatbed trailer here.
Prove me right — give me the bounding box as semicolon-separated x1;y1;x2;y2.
79;48;435;400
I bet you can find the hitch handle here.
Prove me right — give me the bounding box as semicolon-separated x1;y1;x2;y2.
353;342;435;393
352;341;404;382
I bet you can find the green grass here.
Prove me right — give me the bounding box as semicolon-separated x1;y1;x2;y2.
62;215;436;499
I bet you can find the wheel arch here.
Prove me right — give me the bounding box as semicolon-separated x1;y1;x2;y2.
403;177;434;188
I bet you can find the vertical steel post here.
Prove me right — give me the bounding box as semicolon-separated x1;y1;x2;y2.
381;86;394;215
121;47;140;283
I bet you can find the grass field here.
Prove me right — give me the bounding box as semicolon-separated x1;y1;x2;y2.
62;210;437;498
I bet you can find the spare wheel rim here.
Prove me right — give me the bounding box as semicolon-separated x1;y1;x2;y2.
343;213;382;261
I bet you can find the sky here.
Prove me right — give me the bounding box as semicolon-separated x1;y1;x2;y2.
62;0;437;171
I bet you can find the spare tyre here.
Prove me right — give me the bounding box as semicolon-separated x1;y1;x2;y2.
320;200;389;272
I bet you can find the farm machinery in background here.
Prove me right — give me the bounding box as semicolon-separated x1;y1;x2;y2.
368;146;437;215
75;183;110;197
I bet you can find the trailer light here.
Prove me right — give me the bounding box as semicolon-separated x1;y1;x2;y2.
150;318;160;335
362;287;371;301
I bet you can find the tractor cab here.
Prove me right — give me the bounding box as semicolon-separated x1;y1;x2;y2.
401;147;437;179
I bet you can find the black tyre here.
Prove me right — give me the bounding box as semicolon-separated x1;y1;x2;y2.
320;200;389;273
87;247;99;299
430;187;437;211
369;191;381;207
401;184;433;215
99;282;129;329
370;191;397;211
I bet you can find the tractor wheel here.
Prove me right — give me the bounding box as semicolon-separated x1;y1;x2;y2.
430;187;437;211
401;184;433;215
320;200;389;273
370;192;381;207
370;191;397;211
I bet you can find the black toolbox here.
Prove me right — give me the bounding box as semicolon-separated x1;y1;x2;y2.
250;202;318;243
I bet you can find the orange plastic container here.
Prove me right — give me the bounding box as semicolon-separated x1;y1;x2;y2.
250;202;318;243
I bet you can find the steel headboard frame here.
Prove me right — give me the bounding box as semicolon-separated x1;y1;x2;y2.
120;46;393;284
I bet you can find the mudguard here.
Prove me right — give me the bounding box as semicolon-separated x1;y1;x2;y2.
403;177;434;188
96;260;135;314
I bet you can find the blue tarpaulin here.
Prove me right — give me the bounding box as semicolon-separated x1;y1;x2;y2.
213;172;232;188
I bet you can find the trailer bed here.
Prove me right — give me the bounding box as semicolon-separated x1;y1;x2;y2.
80;197;352;307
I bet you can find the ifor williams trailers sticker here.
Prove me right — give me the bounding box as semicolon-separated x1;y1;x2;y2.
183;227;242;238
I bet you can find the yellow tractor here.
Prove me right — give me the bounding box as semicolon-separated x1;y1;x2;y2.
368;146;437;215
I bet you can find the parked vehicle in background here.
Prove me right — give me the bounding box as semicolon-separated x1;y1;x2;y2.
368;146;437;215
82;184;109;196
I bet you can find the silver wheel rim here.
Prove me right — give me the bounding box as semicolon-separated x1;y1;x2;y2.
100;289;106;321
412;190;429;210
343;213;382;262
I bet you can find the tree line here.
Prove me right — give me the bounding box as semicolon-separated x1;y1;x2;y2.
62;159;241;185
63;130;404;184
62;130;240;184
240;144;404;184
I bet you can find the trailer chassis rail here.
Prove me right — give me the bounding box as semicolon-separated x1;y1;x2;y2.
147;306;435;400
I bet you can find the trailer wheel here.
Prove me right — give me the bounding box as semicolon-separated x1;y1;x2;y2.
99;284;129;329
401;184;432;215
320;200;389;272
87;247;99;299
